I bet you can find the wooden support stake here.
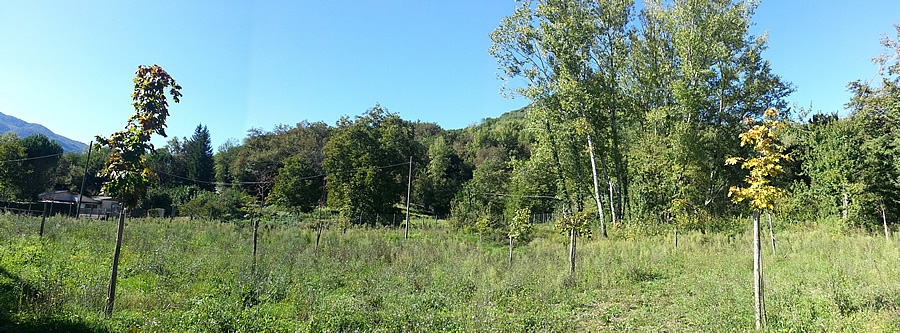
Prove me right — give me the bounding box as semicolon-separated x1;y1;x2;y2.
405;155;412;239
104;209;127;316
39;203;48;237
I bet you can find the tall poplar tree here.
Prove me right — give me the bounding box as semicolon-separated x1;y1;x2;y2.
630;0;792;226
491;0;636;236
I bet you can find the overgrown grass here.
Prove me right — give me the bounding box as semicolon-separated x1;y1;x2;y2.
0;212;898;332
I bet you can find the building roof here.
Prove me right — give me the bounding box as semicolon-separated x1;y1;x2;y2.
38;190;100;204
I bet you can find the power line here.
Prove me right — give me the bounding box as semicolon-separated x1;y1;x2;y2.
0;153;64;164
153;170;268;186
152;160;412;187
482;192;561;200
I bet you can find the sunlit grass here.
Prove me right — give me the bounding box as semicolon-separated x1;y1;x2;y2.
0;212;898;332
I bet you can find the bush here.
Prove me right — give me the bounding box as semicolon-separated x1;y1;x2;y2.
179;188;249;221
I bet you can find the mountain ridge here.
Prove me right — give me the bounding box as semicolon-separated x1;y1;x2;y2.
0;112;87;153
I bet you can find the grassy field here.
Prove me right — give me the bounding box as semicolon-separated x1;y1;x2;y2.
0;212;898;332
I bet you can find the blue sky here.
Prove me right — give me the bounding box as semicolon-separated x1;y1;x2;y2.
1;0;898;151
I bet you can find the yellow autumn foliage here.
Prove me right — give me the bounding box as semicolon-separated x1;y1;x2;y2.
726;108;792;210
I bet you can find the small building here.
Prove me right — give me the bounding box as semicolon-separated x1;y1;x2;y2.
38;190;119;217
39;190;99;207
91;196;121;214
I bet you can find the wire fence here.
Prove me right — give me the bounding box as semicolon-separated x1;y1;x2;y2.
0;198;561;230
0;200;119;219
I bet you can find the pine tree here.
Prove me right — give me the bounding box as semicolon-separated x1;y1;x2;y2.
184;124;215;190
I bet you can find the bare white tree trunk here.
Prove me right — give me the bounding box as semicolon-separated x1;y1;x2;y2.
882;203;890;242
842;193;849;220
767;211;776;255
586;132;607;238
600;153;616;225
508;236;514;265
568;230;577;277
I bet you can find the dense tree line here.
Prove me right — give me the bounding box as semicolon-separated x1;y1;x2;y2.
0;2;896;240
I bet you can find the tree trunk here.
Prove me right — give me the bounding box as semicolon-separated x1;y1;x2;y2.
753;210;766;329
568;230;577;277
544;118;574;209
251;204;262;260
252;216;259;259
316;210;323;252
842;193;848;220
39;203;48;237
104;209;127;316
600;152;616;225
405;155;412;239
610;109;624;222
585;132;608;238
558;111;586;213
508;236;513;265
767;211;776;255
882;203;889;241
674;227;678;249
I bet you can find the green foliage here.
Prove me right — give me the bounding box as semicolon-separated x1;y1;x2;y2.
508;208;534;242
415;135;466;215
19;134;63;201
506;154;558;215
268;155;322;213
323;105;420;221
179;187;249;221
0;133;27;199
627;0;793;221
555;211;593;239
183;124;215;190
225;121;330;197
785;26;900;228
136;186;173;213
95;65;182;209
213;138;240;184
450;159;510;229
52;148;109;196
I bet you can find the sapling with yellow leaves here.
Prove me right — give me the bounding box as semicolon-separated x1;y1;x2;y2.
725;107;792;330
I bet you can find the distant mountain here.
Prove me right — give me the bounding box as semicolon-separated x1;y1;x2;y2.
0;112;87;153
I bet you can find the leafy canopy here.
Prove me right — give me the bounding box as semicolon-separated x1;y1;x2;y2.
726;108;791;210
554;211;593;238
96;65;182;209
508;207;533;241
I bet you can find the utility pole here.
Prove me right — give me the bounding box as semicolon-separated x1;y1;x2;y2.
77;141;93;218
405;156;412;239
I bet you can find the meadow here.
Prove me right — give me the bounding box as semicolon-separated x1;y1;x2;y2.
0;212;898;332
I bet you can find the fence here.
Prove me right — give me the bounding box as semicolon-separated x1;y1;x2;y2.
0;200;118;219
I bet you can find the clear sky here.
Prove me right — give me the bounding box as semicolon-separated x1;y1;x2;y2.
1;0;898;152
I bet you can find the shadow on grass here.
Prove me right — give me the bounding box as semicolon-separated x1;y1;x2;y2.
0;266;105;333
